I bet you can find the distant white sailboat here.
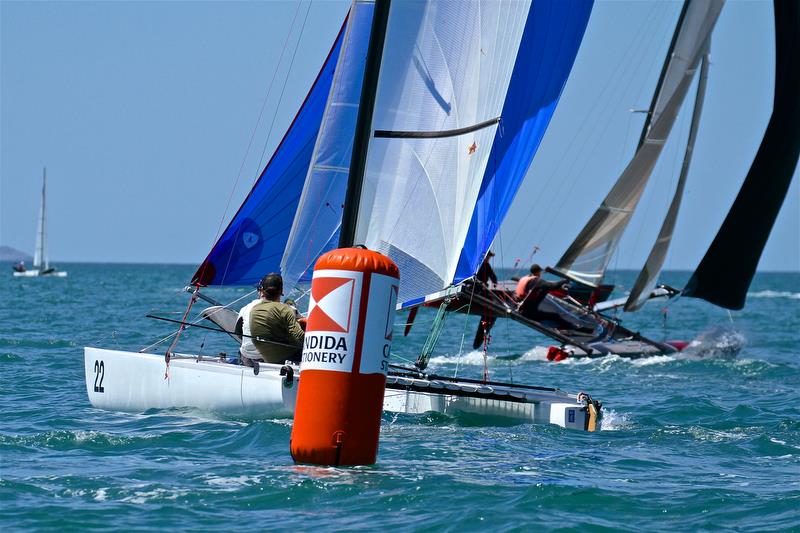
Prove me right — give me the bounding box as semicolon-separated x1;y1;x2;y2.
12;168;67;278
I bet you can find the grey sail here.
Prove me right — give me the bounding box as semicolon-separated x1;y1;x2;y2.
624;49;710;312
554;0;724;286
33;167;48;270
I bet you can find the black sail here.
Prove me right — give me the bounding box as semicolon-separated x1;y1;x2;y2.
683;0;800;310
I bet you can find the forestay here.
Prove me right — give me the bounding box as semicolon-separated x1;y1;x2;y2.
554;0;724;287
191;18;349;287
352;0;532;305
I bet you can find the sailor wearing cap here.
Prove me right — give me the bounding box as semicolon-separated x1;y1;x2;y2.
235;273;306;366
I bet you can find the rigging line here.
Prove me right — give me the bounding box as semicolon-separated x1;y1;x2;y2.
534;36;674;258
493;226;514;360
190;289;257;321
453;283;477;380
255;1;314;175
514;5;669;243
390;351;420;366
536;3;675;246
506;3;673;248
140;329;181;353
140;289;258;353
616;7;675;169
630;82;693;267
618;107;637;173
162;289;200;375
200;1;305;287
219;1;312;286
146;315;305;348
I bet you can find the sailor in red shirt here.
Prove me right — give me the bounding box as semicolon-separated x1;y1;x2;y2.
515;264;572;329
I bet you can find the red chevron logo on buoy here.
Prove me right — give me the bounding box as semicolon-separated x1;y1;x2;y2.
307;277;355;333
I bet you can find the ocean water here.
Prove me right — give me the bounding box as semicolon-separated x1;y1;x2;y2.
1;264;798;531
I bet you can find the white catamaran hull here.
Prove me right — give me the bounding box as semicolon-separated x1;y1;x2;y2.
12;270;67;277
84;347;596;431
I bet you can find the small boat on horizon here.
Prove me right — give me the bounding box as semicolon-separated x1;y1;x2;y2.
12;168;67;278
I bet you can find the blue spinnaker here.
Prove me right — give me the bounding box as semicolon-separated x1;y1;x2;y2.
454;0;594;283
192;19;348;286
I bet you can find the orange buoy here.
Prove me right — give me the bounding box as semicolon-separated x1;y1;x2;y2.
290;247;399;466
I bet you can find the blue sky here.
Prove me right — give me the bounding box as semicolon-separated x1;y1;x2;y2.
1;0;797;271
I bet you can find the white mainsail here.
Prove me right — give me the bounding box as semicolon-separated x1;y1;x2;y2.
354;0;531;304
554;0;724;286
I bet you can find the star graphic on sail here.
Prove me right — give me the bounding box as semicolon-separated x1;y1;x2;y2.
307;277;355;333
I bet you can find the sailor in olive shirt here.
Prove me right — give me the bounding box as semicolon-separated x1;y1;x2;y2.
249;273;306;363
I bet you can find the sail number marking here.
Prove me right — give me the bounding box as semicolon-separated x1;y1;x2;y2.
93;360;105;393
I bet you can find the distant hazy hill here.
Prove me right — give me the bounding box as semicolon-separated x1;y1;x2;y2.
0;246;33;263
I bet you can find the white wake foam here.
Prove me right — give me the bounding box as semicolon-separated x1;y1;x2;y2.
428;350;488;366
747;290;800;299
599;409;633;431
680;327;745;359
519;346;551;362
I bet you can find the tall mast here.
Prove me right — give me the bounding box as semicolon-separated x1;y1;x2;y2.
338;0;391;248
42;167;48;270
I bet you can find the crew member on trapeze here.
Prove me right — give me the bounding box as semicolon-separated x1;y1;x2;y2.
235;273;306;366
476;251;498;287
471;251;500;349
515;264;574;330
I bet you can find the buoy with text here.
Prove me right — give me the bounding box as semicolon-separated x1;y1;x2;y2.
290;247;399;466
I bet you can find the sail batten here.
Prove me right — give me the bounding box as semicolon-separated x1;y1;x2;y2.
374;116;501;139
684;0;800;310
553;0;724;287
